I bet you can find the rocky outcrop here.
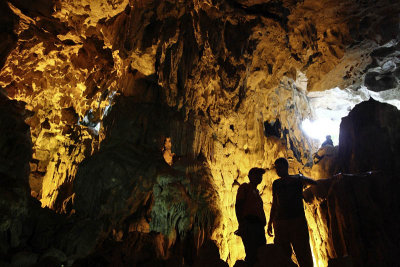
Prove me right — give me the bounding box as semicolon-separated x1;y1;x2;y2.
0;2;18;71
339;99;400;174
0;94;32;254
307;100;400;267
0;95;100;266
325;172;399;267
71;95;221;264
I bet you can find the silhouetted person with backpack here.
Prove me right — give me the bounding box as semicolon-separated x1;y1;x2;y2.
267;158;316;267
235;168;266;267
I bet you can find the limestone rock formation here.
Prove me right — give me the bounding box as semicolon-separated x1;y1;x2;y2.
70;95;221;264
307;100;400;267
0;94;32;247
0;0;400;266
339;99;400;174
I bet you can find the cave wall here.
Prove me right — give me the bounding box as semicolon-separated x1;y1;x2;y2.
0;95;32;248
0;0;400;266
333;99;400;266
71;94;223;265
305;99;400;267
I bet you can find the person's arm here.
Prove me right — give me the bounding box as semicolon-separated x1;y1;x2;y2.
235;185;247;225
267;183;277;237
299;174;317;186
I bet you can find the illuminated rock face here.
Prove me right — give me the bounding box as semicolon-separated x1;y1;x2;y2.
0;0;400;266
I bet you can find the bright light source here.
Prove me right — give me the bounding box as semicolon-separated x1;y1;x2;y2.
302;118;340;144
302;86;400;147
301;87;369;146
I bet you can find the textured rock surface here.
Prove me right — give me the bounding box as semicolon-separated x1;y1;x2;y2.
323;172;399;267
0;0;400;266
307;100;400;267
0;94;32;248
339;99;400;174
71;95;221;264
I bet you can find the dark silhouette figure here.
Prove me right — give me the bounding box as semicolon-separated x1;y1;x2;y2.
267;158;316;267
235;167;266;267
321;135;333;147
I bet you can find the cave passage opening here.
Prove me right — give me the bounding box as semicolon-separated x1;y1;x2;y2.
301;86;400;147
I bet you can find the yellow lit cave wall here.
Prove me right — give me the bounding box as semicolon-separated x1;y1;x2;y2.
2;0;397;266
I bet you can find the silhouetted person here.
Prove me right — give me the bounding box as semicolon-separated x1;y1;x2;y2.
321;135;333;147
267;158;316;267
235;168;266;267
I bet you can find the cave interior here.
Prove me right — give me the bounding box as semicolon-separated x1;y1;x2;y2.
1;0;400;266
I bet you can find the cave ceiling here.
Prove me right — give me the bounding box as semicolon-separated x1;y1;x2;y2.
1;0;398;154
0;0;399;266
2;0;399;114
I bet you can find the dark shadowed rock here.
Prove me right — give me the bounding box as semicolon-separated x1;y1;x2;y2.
339;99;400;174
255;244;297;267
325;172;399;267
0;95;32;260
308;99;400;267
364;72;397;92
233;260;247;267
193;240;228;267
11;251;39;267
328;256;353;267
61;107;79;125
0;2;18;70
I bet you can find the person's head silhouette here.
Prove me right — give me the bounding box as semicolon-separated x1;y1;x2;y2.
273;158;289;178
248;167;265;185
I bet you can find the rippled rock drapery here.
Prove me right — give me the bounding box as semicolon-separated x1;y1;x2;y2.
71;94;221;265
